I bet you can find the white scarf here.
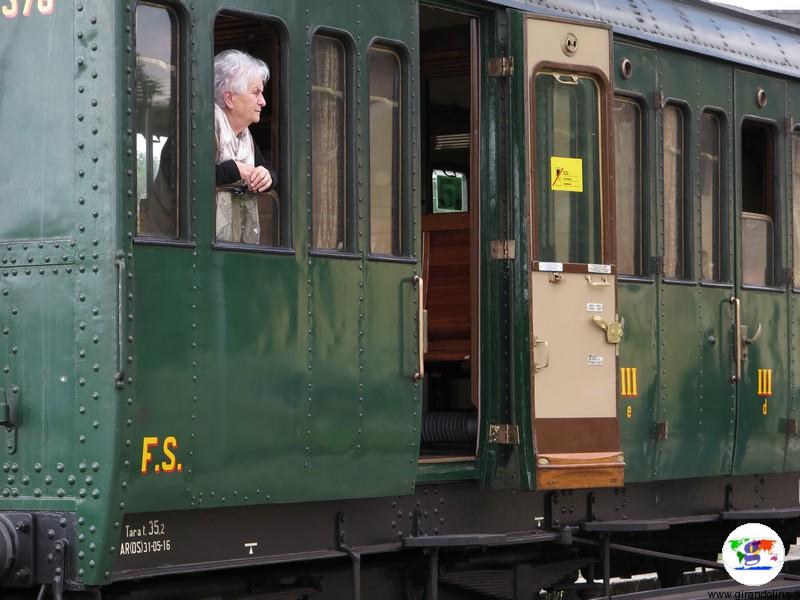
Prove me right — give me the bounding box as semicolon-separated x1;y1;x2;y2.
215;104;260;244
215;104;255;166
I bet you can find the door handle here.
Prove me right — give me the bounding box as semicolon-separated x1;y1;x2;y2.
585;274;610;287
413;276;425;382
534;337;550;371
591;315;624;344
731;296;741;382
115;253;127;389
743;322;763;346
740;322;762;362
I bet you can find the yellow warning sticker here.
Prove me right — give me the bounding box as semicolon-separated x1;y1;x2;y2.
550;156;583;192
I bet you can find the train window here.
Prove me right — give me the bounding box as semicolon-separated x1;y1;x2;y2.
700;112;727;282
663;105;689;279
792;129;800;288
134;2;182;240
369;45;406;256
614;98;644;276
213;13;287;249
741;121;777;287
534;72;603;265
311;34;351;252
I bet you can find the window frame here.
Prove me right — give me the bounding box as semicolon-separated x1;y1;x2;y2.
661;100;693;283
739;117;782;291
131;0;193;248
366;39;415;264
308;27;358;259
613;94;648;279
791;126;800;292
528;62;615;274
210;9;294;256
698;108;730;286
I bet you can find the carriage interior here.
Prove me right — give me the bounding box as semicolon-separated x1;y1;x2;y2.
418;6;480;460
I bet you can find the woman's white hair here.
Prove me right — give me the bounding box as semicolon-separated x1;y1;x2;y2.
213;50;270;107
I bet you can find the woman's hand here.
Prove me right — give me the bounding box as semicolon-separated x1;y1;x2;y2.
235;162;272;192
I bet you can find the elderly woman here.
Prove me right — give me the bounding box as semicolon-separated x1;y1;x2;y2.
144;49;275;242
214;49;275;244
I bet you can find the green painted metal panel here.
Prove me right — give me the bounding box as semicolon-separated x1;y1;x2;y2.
788;80;800;472
613;41;659;482
0;270;77;504
653;50;738;480
0;1;125;586
0;9;75;241
734;293;789;474
732;70;790;475
124;0;422;516
361;262;419;496
617;282;658;481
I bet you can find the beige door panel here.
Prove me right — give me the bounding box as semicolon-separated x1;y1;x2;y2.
531;271;616;419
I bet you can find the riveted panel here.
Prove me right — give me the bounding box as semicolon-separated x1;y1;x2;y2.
613;41;659;482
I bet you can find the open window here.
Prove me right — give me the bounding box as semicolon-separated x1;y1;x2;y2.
213;12;288;248
418;6;479;461
741;120;777;287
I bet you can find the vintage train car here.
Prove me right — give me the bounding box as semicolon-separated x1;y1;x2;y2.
1;0;800;597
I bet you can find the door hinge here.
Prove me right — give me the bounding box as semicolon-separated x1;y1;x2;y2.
781;418;797;435
654;421;668;441
488;56;514;77
0;387;18;454
490;240;516;260
489;424;520;445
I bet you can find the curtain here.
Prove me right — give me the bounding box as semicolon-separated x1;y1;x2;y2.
312;37;345;249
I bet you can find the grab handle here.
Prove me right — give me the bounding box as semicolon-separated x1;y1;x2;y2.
413;276;425;382
731;296;741;383
115;253;127;388
534;337;550;371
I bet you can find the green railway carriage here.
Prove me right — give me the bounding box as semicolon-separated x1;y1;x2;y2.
1;0;800;597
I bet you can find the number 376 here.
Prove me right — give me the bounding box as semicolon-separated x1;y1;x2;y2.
2;0;55;18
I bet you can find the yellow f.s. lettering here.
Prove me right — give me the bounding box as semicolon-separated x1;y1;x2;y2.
161;436;180;473
140;437;159;474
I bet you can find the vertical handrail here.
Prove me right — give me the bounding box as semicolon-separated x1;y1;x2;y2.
730;296;741;383
413;276;425;382
115;254;127;388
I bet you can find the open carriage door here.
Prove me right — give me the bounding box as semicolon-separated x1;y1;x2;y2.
525;17;624;489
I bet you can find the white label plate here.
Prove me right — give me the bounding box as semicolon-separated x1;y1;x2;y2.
588;264;612;274
539;262;564;272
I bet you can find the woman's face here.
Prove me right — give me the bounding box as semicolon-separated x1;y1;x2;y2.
225;75;266;132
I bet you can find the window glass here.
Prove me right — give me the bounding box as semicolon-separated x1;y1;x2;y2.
534;73;603;265
793;130;800;287
700;112;725;282
312;35;347;251
742;213;773;287
663;106;687;279
369;46;403;256
135;3;180;239
741;121;776;286
613;98;643;275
